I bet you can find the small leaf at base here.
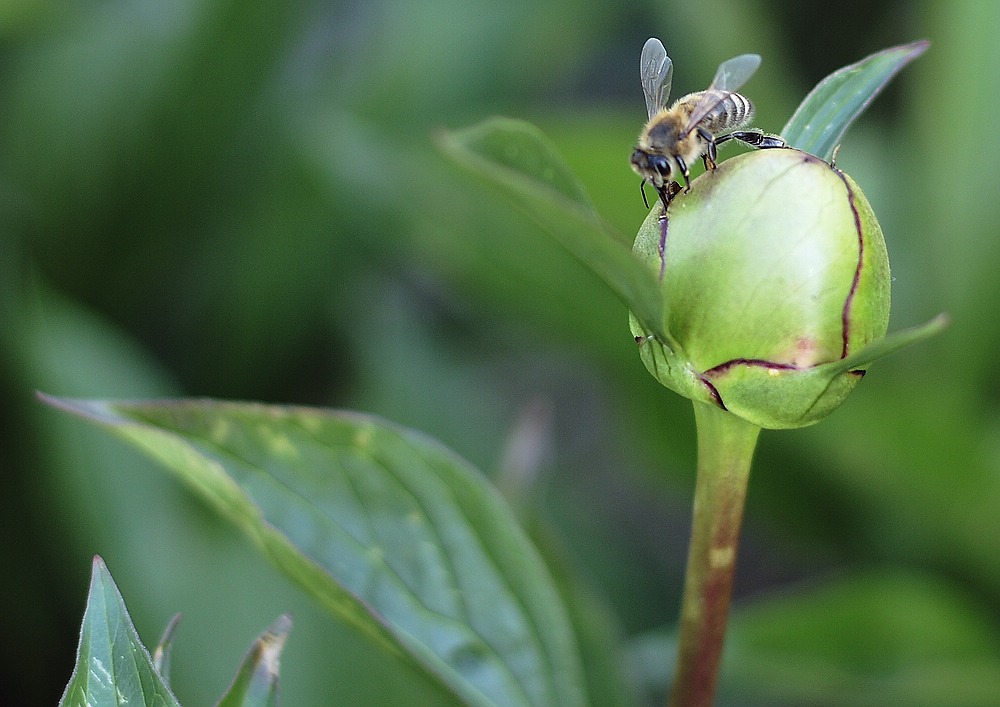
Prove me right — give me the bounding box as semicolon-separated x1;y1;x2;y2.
59;556;181;707
217;615;293;707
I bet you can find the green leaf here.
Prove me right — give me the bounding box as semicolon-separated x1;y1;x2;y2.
217;615;292;707
782;40;929;160
45;396;587;707
60;556;181;707
438;117;668;340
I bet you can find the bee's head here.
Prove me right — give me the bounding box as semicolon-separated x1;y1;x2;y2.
631;148;673;186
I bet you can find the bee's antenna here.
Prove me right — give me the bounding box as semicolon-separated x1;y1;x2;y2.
640;180;650;209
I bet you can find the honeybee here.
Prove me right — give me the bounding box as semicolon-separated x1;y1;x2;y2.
631;37;786;212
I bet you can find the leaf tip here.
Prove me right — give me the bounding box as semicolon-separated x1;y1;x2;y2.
37;393;122;426
36;389;64;409
926;311;950;333
37;391;87;417
902;38;931;57
90;554;108;574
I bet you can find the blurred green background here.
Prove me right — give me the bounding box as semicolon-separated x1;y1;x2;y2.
3;0;999;704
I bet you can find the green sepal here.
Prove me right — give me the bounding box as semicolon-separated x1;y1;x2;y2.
826;313;949;376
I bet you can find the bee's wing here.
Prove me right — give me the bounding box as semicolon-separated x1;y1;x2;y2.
640;37;673;119
682;53;761;135
708;53;761;93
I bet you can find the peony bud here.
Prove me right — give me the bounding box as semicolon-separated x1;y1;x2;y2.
629;148;891;429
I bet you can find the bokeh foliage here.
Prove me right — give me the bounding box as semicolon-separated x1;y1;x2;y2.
3;0;1000;704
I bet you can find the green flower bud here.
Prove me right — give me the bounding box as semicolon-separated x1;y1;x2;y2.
629;148;890;429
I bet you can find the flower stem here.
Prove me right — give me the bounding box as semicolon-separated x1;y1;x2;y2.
668;402;761;707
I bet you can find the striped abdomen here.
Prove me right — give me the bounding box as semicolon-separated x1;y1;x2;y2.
685;89;755;135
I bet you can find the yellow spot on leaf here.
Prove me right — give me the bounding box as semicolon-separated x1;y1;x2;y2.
297;413;322;434
210;417;230;444
354;426;374;449
257;424;299;460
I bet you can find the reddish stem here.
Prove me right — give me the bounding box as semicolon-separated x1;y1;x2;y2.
668;402;760;707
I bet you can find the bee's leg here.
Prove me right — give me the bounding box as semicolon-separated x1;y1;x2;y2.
713;132;737;151
729;130;787;149
666;181;681;207
675;156;692;192
698;127;718;170
655;181;681;215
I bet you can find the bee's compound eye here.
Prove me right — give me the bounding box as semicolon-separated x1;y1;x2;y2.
650;154;672;178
